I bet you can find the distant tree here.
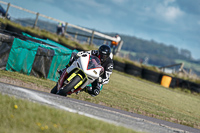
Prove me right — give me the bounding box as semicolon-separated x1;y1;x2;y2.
180;49;192;59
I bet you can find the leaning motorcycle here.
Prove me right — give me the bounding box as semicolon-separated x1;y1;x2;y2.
50;52;104;96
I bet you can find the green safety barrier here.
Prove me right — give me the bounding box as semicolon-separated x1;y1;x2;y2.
6;38;39;75
48;47;78;82
6;35;78;81
22;32;68;50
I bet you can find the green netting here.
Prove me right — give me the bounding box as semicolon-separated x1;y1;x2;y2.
47;49;78;82
6;38;39;75
22;32;68;49
22;32;79;81
6;34;79;81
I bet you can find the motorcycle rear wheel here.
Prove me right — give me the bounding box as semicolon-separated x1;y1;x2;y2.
57;75;82;96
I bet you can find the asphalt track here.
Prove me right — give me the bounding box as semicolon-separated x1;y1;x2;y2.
0;82;200;133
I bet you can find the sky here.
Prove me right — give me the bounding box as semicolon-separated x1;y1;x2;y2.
3;0;200;59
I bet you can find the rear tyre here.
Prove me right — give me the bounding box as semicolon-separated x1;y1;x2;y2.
57;75;82;96
50;83;58;94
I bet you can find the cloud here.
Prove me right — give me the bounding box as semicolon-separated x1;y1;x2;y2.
164;0;176;6
162;6;183;21
198;21;200;25
155;1;184;22
176;0;200;15
41;0;55;3
111;0;129;4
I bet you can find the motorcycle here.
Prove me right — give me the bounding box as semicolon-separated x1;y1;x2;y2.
50;52;104;96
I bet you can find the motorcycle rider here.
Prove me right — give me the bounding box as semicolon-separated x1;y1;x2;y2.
58;45;113;97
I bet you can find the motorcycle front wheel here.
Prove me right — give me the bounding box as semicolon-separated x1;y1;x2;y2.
57;75;82;96
50;83;58;94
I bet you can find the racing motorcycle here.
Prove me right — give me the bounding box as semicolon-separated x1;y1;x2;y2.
50;52;104;96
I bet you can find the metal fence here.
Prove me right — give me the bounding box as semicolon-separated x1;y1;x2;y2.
0;1;119;46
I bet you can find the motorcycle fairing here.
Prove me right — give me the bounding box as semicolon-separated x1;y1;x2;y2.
57;53;103;95
80;54;103;79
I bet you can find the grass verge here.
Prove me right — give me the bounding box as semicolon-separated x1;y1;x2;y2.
0;93;139;133
0;70;200;129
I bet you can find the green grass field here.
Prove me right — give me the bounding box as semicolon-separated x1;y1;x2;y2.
0;94;139;133
0;70;200;130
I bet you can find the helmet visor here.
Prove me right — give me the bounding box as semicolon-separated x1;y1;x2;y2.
99;53;109;62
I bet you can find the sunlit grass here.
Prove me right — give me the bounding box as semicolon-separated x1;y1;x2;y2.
70;71;200;129
1;69;200;129
0;93;139;133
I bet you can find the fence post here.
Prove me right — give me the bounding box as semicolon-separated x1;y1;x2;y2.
65;22;68;33
5;3;10;19
75;32;78;40
90;30;95;45
87;37;90;44
103;40;107;44
33;12;39;28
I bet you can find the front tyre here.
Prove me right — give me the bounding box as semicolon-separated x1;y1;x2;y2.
50;83;58;94
57;75;82;96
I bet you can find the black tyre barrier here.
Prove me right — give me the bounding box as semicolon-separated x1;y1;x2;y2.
181;80;191;89
124;63;142;77
1;29;28;41
5;24;23;35
174;78;182;88
174;78;200;93
190;82;200;93
178;79;191;89
142;68;162;83
0;42;12;69
30;47;54;78
169;77;176;88
113;60;125;72
175;78;192;90
0;33;14;69
0;23;7;30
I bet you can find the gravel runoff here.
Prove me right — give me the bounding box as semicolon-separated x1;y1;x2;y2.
0;82;200;133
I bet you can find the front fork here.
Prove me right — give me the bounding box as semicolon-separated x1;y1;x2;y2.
62;68;87;94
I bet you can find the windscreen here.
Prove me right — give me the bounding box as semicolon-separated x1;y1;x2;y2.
87;55;102;70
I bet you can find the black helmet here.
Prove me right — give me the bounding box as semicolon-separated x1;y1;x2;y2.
98;45;111;62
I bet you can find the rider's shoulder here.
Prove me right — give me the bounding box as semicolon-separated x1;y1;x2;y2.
106;57;113;64
109;53;113;59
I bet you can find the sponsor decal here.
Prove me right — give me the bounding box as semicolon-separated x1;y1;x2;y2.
93;70;97;74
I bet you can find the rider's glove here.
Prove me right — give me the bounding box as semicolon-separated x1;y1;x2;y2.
91;50;99;56
68;52;80;65
76;52;82;57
